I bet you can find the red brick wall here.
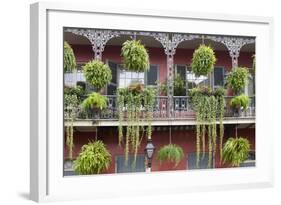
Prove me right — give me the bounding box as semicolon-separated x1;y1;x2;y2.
64;126;255;173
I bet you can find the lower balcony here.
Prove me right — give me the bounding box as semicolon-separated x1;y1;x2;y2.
65;95;255;127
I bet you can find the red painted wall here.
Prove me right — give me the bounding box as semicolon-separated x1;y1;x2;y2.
64;127;255;174
71;44;254;85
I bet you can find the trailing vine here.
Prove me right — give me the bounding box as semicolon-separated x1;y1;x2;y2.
64;93;79;160
117;84;156;165
189;86;225;168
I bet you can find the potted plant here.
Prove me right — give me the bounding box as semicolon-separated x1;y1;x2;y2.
121;40;150;72
226;67;249;95
157;144;184;170
64;41;76;72
222;137;250;167
230;94;249;116
191;44;216;77
74;141;112;175
81;92;108;118
82;59;112;91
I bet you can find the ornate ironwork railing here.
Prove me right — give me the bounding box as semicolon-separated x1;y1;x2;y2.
68;95;255;120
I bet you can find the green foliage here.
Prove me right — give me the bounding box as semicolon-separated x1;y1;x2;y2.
121;40;150;72
81;92;108;111
191;45;217;76
64;85;85;104
64;93;79;160
157;144;184;166
117;85;156;164
156;74;186;96
74;141;111;175
64;42;76;72
226;67;249;94
222;137;250;167
189;86;225;167
230;94;249;110
173;74;186;96
83;60;112;91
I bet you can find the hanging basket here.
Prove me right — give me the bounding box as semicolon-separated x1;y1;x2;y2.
121;40;150;72
83;60;112;91
64;41;77;72
191;44;216;76
222;137;250;167
157;144;184;167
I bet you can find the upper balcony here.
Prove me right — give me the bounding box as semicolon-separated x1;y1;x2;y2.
65;95;255;127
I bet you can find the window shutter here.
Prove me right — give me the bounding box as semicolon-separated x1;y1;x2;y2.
187;153;212;169
214;67;224;87
107;61;118;95
116;155;145;173
146;65;159;86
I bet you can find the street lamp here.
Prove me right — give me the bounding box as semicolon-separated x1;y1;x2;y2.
144;139;155;172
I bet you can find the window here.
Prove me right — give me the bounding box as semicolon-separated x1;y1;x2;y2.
146;65;159;86
107;61;118;95
115;155;145;173
185;66;225;89
118;69;145;88
213;67;224;87
118;65;159;88
187;152;213;169
64;62;86;87
245;74;255;96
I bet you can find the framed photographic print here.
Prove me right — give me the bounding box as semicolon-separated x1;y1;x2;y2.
30;2;274;202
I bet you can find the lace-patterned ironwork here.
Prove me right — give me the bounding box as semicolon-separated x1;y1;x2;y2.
65;28;255;118
65;28;120;60
206;36;255;67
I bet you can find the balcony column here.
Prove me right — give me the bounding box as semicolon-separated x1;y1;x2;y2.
65;28;120;60
206;36;255;68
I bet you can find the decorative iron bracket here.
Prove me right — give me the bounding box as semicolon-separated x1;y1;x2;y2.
206;36;255;68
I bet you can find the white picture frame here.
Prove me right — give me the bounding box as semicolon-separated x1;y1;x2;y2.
30;2;274;202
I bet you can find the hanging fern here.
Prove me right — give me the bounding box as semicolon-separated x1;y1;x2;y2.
157;144;184;167
191;45;216;77
189;86;225;168
222;137;250;167
74;141;111;175
230;94;249;110
64;41;76;72
121;40;150;72
83;60;112;91
81;92;108;111
117;84;156;165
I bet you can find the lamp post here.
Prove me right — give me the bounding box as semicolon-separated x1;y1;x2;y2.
144;139;155;173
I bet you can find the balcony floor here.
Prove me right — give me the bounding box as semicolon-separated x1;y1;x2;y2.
65;116;255;127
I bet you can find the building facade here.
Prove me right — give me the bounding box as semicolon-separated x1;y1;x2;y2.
63;28;255;175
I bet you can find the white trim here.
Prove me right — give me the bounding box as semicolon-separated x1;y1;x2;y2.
30;2;273;202
65;117;256;127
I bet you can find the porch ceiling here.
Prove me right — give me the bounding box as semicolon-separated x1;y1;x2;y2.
64;32;255;52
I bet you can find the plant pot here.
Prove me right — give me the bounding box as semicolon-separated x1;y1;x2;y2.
232;107;241;117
